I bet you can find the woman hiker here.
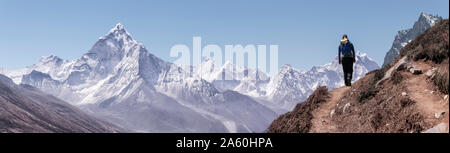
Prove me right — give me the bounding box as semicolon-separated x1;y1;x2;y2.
338;34;356;86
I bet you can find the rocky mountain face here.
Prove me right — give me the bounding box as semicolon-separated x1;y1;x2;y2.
268;19;449;133
383;12;442;67
0;74;122;133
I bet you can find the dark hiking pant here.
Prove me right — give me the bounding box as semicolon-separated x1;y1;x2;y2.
342;57;354;86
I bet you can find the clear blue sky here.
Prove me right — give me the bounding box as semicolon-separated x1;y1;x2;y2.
0;0;448;70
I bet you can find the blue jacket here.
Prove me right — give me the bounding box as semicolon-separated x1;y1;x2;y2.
338;41;355;63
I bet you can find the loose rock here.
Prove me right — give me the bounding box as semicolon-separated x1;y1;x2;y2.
343;103;351;113
434;112;446;119
330;109;335;118
401;92;407;96
423;123;448;133
425;68;436;77
409;68;422;75
435;113;441;119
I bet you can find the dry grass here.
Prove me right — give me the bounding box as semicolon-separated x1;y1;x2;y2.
358;69;384;103
432;64;449;94
267;86;329;133
267;19;448;133
331;71;427;133
401;19;449;64
391;71;403;85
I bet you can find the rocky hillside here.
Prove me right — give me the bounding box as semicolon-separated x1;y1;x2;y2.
0;74;122;133
383;12;442;67
268;19;449;133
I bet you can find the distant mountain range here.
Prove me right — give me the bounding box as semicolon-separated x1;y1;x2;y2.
1;23;379;132
192;52;379;113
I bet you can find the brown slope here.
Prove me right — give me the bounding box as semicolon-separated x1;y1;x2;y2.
267;19;449;133
267;86;329;133
0;74;123;133
309;86;350;133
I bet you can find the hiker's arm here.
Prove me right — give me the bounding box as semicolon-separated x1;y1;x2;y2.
351;43;356;62
338;45;341;64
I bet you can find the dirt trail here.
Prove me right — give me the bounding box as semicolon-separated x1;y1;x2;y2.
406;68;449;132
309;86;350;133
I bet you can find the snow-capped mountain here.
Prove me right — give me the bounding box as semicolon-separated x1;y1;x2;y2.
193;58;270;96
1;23;277;133
194;52;379;113
383;12;442;67
0;23;379;132
265;52;379;111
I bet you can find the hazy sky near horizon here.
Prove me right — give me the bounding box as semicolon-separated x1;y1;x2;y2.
0;0;448;70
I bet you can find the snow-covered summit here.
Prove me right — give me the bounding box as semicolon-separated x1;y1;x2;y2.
102;23;135;42
0;22;381;132
418;12;441;28
1;23;277;133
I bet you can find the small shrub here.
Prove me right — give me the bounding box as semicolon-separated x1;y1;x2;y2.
373;69;385;82
396;63;407;71
391;71;403;85
400;98;415;108
370;112;383;130
433;69;449;94
358;70;384;103
414;47;448;64
430;49;448;64
359;86;377;103
413;51;428;61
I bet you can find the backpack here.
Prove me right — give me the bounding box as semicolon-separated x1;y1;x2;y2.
340;42;353;57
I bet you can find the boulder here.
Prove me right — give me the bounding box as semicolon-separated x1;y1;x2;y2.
423;123;449;133
409;68;422;75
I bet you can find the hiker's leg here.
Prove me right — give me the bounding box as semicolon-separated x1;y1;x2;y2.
348;59;354;84
342;58;351;86
342;61;348;85
344;72;348;86
347;72;352;86
342;58;353;86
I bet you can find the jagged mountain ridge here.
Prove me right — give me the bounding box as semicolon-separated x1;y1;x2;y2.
383;12;442;67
